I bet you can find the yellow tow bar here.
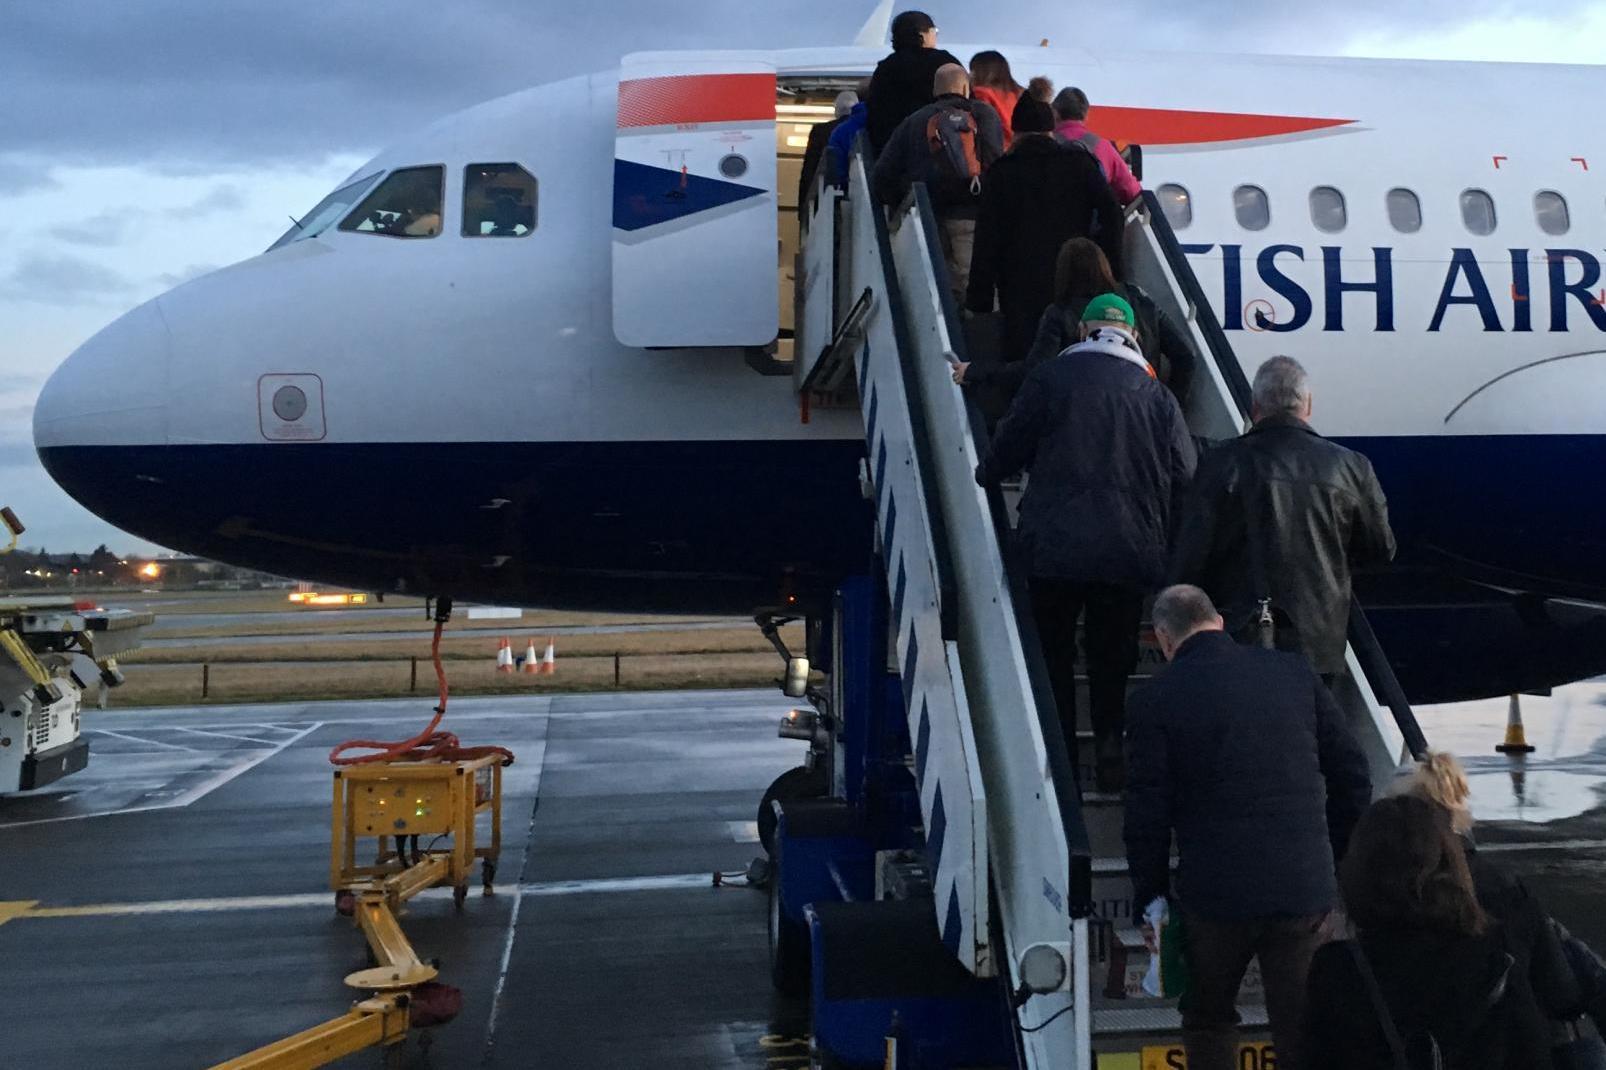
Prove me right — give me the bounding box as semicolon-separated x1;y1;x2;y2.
210;755;504;1069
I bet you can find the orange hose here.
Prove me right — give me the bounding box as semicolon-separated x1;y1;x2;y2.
328;618;515;767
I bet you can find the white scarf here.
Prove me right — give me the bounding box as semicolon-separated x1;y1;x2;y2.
1061;326;1156;378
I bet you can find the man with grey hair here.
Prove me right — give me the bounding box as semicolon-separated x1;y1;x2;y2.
797;88;860;215
1171;355;1395;680
1051;86;1141;204
1125;584;1371;1070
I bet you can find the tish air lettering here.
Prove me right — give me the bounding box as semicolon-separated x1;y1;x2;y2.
1185;245;1606;333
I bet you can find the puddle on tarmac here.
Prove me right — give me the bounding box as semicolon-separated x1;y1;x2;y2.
1413;680;1606;824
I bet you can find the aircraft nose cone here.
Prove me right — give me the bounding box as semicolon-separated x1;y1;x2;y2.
33;298;171;455
33;298;172;520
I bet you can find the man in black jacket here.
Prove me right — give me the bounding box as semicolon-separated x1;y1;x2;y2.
976;294;1195;791
1124;584;1372;1070
964;96;1123;364
1171;355;1396;679
865;10;962;152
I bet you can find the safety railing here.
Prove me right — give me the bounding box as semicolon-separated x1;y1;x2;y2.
842;149;993;977
1132;189;1429;769
876;175;1093;1067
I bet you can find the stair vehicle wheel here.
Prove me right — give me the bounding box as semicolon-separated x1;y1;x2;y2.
453;883;468;911
768;853;810;996
758;765;827;856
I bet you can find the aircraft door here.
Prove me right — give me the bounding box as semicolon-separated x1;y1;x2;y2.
612;53;778;348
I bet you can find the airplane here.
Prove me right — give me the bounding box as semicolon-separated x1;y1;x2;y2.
30;33;1606;704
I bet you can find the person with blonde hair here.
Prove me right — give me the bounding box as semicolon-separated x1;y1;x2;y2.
1305;795;1554;1069
1396;751;1603;1064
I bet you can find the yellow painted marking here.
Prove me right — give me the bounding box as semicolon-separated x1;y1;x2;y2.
0;900;40;927
1099;1055;1140;1070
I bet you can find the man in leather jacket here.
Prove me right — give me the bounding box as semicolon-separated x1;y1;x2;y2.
1171;356;1395;677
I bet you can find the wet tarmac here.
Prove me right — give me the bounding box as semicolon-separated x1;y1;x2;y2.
0;690;810;1069
2;683;1605;1068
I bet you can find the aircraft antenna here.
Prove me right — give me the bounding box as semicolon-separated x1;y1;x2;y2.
852;0;895;48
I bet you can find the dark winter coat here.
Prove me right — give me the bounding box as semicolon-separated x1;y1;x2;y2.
963;135;1124;361
1306;927;1555;1070
1123;630;1372;920
871;94;1003;217
1170;413;1396;673
1467;843;1586;1022
974;333;1196;587
797;115;844;215
865;46;964;152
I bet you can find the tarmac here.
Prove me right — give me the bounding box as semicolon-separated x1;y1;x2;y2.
2;684;1606;1069
0;689;810;1069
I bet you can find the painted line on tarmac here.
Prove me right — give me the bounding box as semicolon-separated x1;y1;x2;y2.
0;722;324;830
168;725;281;746
1480;838;1606;854
0;873;726;925
90;727;200;752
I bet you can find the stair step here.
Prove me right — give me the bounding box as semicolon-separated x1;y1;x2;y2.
1090;925;1265;1005
1093;1002;1269;1037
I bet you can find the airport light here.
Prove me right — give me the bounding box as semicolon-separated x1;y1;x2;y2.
139;562;161;579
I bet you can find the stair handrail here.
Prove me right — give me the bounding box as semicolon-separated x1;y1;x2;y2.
896;182;1097;915
1137;189;1429;760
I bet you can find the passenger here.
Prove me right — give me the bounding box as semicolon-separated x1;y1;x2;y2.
1125;584;1371;1070
1305;795;1555;1070
961;96;1122;379
974;295;1195;792
1052;87;1142;206
1396;752;1605;1060
872;63;1003;301
1170;356;1396;682
798;90;858;214
865;10;963;152
1002;238;1196;403
825;80;872;187
1025;75;1054;104
968;50;1023;147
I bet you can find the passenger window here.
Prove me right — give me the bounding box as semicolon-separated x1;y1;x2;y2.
1309;186;1346;233
1534;190;1569;236
463;163;538;237
1156;184;1191;229
1233;185;1270;231
1460;189;1497;236
1386;188;1422;234
339;166;445;238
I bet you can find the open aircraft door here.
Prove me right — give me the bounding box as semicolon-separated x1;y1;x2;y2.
612;52;779;348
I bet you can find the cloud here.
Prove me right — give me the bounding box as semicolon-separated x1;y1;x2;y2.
155;263;219;288
0;252;136;305
49;208;145;247
166;184;244;220
0;156;59;194
5;2;1594;170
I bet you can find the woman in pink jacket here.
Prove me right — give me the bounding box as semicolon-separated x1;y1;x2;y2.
1052;86;1143;205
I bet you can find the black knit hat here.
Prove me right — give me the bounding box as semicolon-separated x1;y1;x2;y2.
1013;95;1056;135
891;10;936;49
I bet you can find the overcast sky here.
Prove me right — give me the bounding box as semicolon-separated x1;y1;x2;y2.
3;1;1603;555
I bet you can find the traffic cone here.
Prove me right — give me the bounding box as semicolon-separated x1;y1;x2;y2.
539;638;556;675
522;638;541;674
1496;693;1536;754
495;637;514;674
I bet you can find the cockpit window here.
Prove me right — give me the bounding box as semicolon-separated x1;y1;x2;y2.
339;166;446;238
463;163;537;237
268;170;383;250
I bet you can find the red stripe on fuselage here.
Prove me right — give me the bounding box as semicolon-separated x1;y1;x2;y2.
617;73;777;129
1086;106;1353;146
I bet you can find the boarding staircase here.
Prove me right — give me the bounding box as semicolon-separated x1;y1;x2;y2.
791;147;1429;1069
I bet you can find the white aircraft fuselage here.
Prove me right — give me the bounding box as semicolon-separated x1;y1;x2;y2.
31;44;1606;701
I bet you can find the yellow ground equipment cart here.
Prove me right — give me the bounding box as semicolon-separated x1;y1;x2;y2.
211;754;507;1069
